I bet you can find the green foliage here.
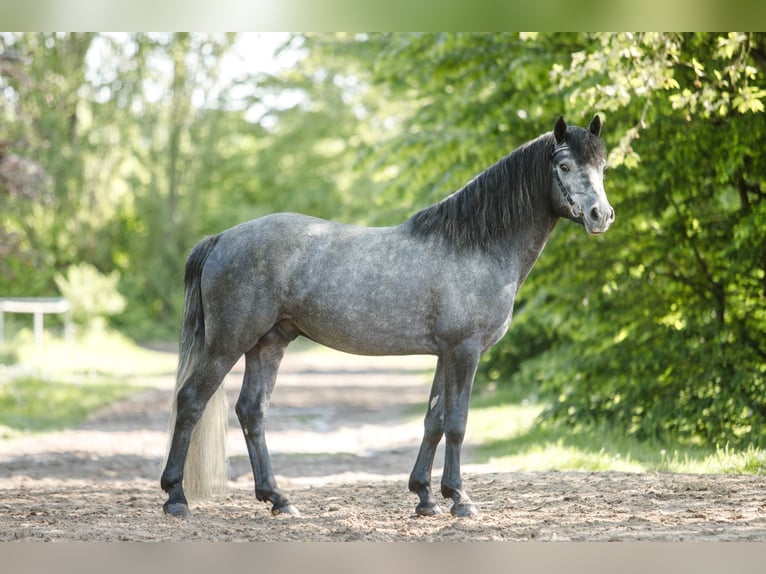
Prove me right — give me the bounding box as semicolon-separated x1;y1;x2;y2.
468;392;766;475
480;32;766;449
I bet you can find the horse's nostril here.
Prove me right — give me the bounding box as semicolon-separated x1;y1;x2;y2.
609;207;615;222
589;206;600;221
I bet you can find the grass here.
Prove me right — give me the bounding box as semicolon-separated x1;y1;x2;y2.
11;327;177;380
468;384;766;475
0;376;141;437
0;326;176;437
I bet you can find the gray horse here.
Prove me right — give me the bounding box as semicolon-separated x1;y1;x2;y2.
161;115;614;519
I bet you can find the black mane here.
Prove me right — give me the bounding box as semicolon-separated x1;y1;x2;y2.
407;132;555;250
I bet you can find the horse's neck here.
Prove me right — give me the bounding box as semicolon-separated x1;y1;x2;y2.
502;143;559;283
499;208;559;288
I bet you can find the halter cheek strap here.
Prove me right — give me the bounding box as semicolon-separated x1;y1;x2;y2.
553;167;577;208
551;145;579;210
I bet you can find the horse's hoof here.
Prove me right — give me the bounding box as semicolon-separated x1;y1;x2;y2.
415;501;443;517
163;502;191;518
272;503;300;517
450;502;478;518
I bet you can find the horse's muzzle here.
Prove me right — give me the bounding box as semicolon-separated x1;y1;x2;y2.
585;203;615;235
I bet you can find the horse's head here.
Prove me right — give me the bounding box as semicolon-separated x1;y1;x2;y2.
550;115;615;235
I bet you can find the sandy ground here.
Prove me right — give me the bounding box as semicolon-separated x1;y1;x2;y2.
2;348;766;541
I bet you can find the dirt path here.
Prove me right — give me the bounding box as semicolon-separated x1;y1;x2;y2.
2;348;766;541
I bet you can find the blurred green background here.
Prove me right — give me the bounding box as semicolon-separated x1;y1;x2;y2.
1;32;764;458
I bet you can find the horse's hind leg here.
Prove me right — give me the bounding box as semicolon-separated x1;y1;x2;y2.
236;321;299;516
161;349;239;517
409;359;445;516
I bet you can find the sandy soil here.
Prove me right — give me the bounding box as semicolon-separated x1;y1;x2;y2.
2;349;766;541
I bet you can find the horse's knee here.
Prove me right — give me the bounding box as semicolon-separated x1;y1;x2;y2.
422;408;443;442
422;425;442;448
444;427;466;448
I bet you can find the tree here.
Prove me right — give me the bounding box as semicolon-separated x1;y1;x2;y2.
480;33;766;447
1;33;383;340
530;32;766;446
0;33;97;295
108;33;241;337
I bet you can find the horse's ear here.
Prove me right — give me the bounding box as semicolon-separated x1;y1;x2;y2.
554;116;567;144
589;114;602;137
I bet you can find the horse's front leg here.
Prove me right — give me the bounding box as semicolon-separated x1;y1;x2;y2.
236;338;299;516
440;343;480;517
409;359;445;516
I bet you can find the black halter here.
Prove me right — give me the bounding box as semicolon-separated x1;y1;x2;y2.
551;144;578;210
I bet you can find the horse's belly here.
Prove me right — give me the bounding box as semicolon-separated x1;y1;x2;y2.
306;332;437;356
289;293;439;356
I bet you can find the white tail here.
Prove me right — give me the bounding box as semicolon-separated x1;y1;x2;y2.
166;381;229;501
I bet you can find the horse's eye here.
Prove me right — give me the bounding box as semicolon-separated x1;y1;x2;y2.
560;163;570;172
